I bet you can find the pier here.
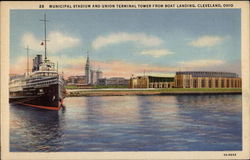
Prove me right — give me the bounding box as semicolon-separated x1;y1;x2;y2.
66;88;242;97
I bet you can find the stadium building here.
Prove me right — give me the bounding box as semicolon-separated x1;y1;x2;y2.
130;76;175;88
175;71;241;88
130;71;241;89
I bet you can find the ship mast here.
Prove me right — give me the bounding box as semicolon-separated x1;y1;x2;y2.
25;46;29;74
40;14;49;62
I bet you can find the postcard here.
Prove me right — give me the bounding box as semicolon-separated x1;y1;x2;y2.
1;1;249;160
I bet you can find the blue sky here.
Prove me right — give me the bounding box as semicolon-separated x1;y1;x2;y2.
10;9;241;78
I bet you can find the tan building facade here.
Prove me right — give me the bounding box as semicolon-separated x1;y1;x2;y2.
98;77;130;87
175;71;241;88
130;71;241;89
130;76;175;89
66;75;86;85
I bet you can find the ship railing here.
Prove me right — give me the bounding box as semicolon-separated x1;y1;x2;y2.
9;86;24;92
24;79;57;87
23;78;64;88
26;76;58;83
10;76;64;90
24;82;58;88
28;76;62;84
27;73;58;80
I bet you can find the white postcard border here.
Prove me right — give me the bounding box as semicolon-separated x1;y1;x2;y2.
1;1;249;160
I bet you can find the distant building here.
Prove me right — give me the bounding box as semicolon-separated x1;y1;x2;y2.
130;76;175;88
90;70;97;84
97;78;107;86
66;75;86;85
175;71;241;88
130;71;242;89
97;77;130;87
107;77;130;86
96;70;103;80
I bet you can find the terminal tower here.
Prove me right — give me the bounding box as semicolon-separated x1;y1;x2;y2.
84;54;103;85
85;54;91;84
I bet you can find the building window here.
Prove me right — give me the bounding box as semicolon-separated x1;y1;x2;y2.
201;79;205;88
193;79;196;88
209;79;212;88
232;80;235;88
177;79;180;87
185;79;190;88
215;79;218;88
221;80;224;88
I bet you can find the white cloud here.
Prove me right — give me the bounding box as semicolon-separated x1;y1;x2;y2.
49;55;85;67
188;35;226;47
22;32;43;51
21;31;80;54
48;31;80;53
178;59;225;68
10;55;85;73
92;32;163;50
138;49;173;58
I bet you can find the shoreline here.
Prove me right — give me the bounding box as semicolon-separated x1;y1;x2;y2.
66;88;242;97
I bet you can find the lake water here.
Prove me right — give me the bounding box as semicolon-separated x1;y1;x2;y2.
10;95;242;152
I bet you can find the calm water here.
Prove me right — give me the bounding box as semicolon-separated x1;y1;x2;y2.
10;95;242;152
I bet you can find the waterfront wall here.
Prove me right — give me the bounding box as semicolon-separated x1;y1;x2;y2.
66;89;241;97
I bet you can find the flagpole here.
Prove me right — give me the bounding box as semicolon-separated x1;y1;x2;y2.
40;13;48;61
45;14;47;61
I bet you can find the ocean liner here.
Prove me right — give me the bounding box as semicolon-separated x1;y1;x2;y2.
9;14;65;110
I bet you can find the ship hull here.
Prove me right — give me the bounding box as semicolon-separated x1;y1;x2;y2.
10;83;65;111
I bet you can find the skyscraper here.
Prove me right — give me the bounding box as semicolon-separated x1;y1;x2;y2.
96;69;103;80
85;53;103;85
90;70;97;84
85;54;91;84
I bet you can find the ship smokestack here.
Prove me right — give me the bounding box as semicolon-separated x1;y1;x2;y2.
32;55;42;72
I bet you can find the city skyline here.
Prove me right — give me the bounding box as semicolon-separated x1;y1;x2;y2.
10;9;241;78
